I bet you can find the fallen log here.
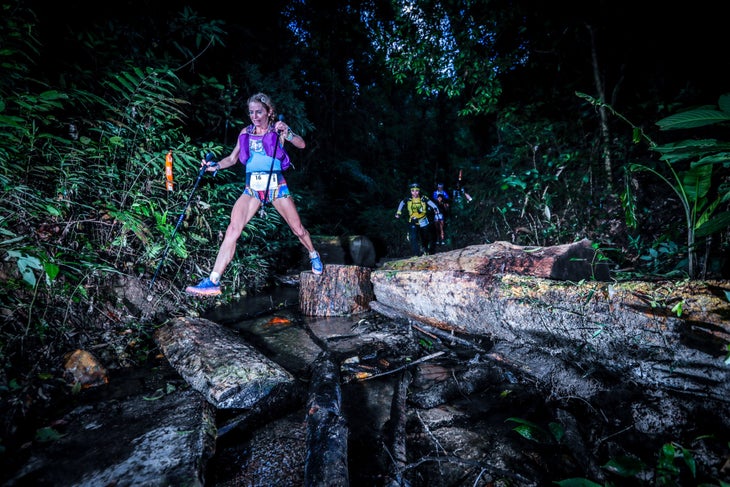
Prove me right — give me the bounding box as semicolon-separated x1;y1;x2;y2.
304;352;349;487
8;388;216;486
384;371;411;486
371;264;730;401
377;238;611;281
154;317;296;409
368;240;730;485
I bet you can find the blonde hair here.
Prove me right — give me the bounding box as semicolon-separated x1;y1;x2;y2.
247;92;276;123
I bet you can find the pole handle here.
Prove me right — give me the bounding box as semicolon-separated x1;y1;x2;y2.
204;152;218;176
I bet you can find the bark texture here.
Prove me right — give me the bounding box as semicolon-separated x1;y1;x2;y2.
304;352;349;487
371;241;730;404
154;317;295;409
377;238;610;280
300;264;374;316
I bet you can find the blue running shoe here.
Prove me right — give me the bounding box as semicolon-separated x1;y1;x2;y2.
310;252;323;275
185;277;221;296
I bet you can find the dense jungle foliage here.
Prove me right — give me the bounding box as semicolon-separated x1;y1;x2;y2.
1;0;729;481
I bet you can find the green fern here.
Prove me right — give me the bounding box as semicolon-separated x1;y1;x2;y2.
580;92;730;278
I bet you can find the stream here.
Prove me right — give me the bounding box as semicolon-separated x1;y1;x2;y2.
6;283;725;486
194;286;720;486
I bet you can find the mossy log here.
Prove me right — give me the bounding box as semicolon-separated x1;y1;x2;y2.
370;241;730;404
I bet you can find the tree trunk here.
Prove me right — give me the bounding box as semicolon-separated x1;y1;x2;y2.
370;242;730;404
304;352;349;487
378;238;610;281
587;23;613;189
300;264;374;316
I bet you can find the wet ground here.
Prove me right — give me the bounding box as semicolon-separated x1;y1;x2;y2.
198;287;730;486
4;278;730;487
7;283;725;486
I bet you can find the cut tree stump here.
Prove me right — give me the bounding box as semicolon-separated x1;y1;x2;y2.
299;264;374;316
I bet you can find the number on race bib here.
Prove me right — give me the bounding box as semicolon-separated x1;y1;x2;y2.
250;172;277;191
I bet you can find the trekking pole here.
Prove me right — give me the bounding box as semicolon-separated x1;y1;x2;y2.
149;152;216;291
259;114;284;217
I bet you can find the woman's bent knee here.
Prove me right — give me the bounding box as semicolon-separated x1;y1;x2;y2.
225;223;245;239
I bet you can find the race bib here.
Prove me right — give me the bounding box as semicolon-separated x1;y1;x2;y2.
250;172;277;191
418;217;429;227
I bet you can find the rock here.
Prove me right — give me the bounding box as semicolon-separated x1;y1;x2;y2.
7;388;215;487
344;235;377;268
310;235;378;268
63;349;109;389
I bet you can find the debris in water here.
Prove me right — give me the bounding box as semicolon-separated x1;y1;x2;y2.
264;316;292;327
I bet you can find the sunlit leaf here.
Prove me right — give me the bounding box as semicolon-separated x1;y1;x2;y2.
682;165;712;202
682;448;697;477
43;262;60;281
7;250;42;287
505;417;552;443
695;211;730;238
